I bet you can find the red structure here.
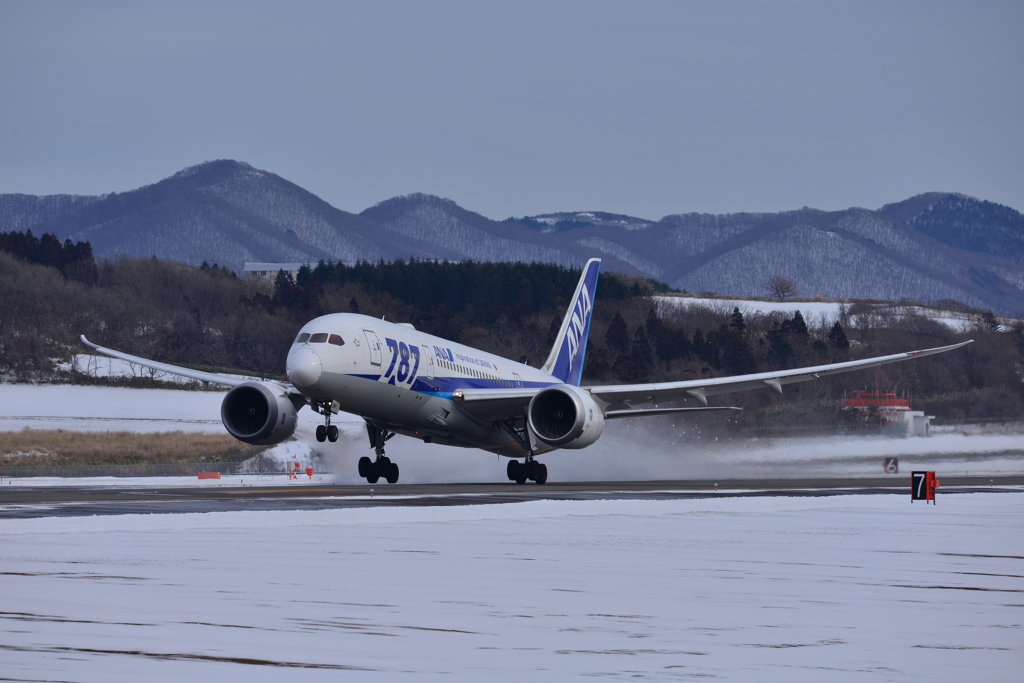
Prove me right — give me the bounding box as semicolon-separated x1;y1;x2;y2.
841;389;913;424
841;389;912;410
911;471;940;504
841;370;913;424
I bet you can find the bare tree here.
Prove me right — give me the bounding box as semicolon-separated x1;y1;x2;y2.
767;276;798;301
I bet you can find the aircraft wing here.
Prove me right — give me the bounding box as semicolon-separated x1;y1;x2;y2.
586;340;972;409
80;335;284;390
451;340;971;420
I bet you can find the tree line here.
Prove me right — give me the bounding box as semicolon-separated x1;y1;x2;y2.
0;229;97;283
1;235;1020;422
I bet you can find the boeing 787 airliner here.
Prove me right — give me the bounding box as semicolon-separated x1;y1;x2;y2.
82;259;970;484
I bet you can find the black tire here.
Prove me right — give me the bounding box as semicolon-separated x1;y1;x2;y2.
327;425;339;442
386;462;399;484
366;472;380;484
535;463;548;485
526;460;539;481
507;459;520;481
315;425;326;442
358;456;372;478
515;472;527;485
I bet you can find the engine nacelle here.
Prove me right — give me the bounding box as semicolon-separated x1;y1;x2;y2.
221;382;299;446
527;385;605;449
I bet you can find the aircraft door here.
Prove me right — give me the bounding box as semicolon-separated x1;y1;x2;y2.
363;330;382;366
421;345;434;378
513;372;523;388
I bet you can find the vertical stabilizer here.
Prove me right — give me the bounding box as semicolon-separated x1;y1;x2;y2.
541;258;601;386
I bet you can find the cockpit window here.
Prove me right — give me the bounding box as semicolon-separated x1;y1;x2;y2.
328;334;345;346
296;332;310;343
309;333;328;343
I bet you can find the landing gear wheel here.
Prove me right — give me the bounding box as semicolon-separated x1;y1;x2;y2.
535;463;548;485
366;471;380;484
526;460;539;481
514;460;528;485
358;456;372;478
386;462;400;484
327;425;339;442
507;459;521;482
315;425;326;442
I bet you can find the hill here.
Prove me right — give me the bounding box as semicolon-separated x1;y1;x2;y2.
2;161;1022;315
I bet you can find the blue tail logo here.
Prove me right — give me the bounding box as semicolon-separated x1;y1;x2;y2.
543;258;601;386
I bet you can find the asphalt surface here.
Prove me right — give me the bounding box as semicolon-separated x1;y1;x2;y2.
1;476;1022;519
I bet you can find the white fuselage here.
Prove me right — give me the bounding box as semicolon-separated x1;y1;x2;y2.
284;313;560;456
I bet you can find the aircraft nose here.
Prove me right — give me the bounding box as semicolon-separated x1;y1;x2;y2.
287;346;322;388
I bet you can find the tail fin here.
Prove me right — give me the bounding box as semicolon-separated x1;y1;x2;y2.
542;258;601;386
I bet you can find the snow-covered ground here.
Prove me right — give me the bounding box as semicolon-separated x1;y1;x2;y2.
0;384;229;432
1;494;1021;681
657;296;985;332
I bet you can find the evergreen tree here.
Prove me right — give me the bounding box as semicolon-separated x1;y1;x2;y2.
827;321;849;350
273;270;300;310
717;324;757;375
605;311;630;359
692;329;716;365
633;325;654;368
766;330;794;367
546;315;561;348
730;307;746;333
790;310;808;336
645;306;692;362
349;297;360;314
582;343;611;381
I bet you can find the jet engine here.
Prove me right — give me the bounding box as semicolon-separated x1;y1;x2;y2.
221;382;299;445
527;385;605;449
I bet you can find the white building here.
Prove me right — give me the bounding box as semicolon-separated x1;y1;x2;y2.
243;262;310;283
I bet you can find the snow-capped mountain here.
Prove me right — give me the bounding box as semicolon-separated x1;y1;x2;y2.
2;160;1022;315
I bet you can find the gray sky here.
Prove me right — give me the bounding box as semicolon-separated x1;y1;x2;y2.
2;1;1022;220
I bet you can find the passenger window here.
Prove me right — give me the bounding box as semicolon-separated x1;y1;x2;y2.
309;333;328;343
296;332;311;343
328;334;345;346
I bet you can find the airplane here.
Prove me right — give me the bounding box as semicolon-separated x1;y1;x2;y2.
81;258;971;485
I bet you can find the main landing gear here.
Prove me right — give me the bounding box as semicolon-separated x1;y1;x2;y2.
360;424;399;484
314;402;339;443
507;453;547;485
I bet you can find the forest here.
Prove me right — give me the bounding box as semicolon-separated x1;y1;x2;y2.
2;232;1021;424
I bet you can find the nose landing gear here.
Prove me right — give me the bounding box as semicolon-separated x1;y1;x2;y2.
360;424;399;483
314;402;339;442
315;424;339;442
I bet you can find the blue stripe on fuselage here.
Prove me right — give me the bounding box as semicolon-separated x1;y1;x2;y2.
349;374;556;394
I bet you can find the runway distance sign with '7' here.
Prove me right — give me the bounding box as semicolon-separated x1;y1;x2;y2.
911;471;938;503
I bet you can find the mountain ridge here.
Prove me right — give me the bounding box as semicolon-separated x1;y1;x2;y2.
2;160;1022;315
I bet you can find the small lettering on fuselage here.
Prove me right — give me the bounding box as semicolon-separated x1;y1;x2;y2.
434;345;493;370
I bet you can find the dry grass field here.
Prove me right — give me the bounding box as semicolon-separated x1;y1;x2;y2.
0;428;254;466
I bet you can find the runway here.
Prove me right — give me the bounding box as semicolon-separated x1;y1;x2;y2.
2;475;1022;519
